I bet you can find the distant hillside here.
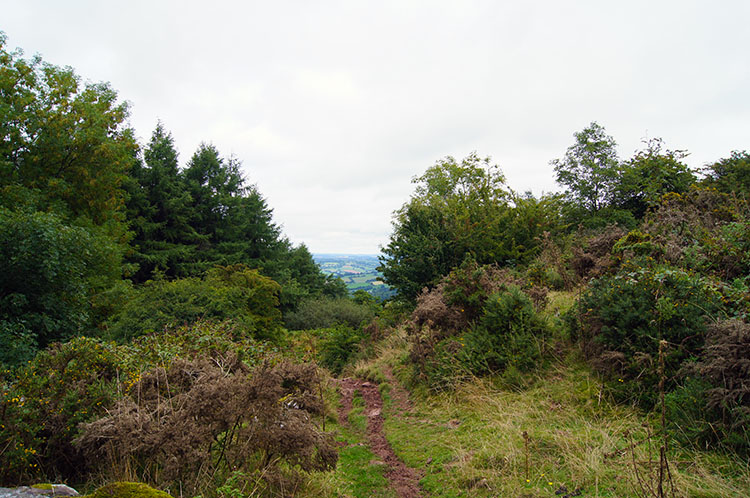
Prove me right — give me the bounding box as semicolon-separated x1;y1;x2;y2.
313;254;396;300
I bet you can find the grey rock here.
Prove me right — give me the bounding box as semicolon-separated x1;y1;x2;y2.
0;486;79;498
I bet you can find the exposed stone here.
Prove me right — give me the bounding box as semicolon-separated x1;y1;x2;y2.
0;485;78;498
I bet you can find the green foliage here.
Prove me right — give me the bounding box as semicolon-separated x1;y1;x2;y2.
407;265;550;388
0;209;123;364
578;263;724;406
379;153;515;300
552;122;620;214
702;150;750;196
317;325;367;374
0;337;131;484
442;256;492;321
107;265;282;341
284;296;376;331
127;320;276;370
461;286;549;376
124;123;199;282
122;125;335;310
614;138;696;219
0;34;136;236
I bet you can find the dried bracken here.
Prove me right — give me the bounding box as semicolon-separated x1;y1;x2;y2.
696;319;750;435
75;357;336;495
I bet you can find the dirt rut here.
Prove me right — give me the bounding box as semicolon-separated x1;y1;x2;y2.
338;376;422;498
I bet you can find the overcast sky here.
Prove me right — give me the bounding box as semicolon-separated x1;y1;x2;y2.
3;1;749;254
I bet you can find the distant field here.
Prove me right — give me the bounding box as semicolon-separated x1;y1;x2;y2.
313;254;396;300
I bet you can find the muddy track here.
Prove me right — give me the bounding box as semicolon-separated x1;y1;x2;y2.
338;376;422;498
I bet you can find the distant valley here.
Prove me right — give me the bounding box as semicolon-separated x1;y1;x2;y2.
313;254;396;300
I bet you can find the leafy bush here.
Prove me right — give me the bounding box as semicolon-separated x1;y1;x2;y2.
127;320;277;370
107;265;282;341
0;209;123;365
284;296;375;331
0;337;131;484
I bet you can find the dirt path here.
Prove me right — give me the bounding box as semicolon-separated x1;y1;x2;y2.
338;376;422;498
381;365;413;414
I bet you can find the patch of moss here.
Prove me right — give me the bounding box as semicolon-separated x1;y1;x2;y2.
31;484;54;490
85;482;172;498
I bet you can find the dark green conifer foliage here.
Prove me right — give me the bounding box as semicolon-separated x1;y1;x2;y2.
125;123;199;282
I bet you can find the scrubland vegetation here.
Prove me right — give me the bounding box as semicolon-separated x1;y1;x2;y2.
2;33;750;497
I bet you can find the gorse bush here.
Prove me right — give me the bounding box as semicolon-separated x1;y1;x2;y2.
577;263;724;407
461;286;549;376
317;325;367;375
75;359;336;496
0;337;131;484
127;320;277;370
407;264;551;388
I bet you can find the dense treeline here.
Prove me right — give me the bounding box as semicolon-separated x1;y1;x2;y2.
0;34;346;365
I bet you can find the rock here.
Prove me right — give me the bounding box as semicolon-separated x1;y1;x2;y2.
0;485;78;498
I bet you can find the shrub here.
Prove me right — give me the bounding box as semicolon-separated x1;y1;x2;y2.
407;264;549;388
578;263;724;407
284;296;375;331
317;325;367;374
0;337;131;484
127;320;277;370
461;286;549;376
107;265;282;341
75;359;336;496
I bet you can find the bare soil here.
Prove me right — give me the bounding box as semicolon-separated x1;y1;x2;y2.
381;365;413;414
338;376;422;498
